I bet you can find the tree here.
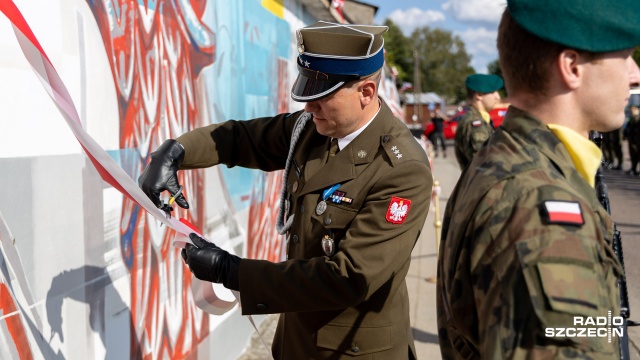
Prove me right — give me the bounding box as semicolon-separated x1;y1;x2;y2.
382;19;413;84
410;27;475;104
487;58;507;98
487;59;502;78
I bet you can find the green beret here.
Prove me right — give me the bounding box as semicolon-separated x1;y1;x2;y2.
465;74;504;94
507;0;640;52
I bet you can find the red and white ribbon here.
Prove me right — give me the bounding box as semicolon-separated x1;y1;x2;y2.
0;0;237;316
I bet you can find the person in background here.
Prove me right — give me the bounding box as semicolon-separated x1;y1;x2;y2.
625;104;640;175
428;106;446;157
437;0;640;358
602;128;623;170
139;21;432;359
453;74;503;169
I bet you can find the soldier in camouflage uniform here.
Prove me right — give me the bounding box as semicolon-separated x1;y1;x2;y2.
454;74;503;169
437;0;640;358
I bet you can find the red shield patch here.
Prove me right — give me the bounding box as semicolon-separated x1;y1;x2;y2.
386;196;411;224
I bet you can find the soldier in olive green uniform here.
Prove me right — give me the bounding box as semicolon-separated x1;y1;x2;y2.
140;22;432;359
454;74;503;169
438;0;640;358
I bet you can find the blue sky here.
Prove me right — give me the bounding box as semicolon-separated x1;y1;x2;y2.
365;0;506;73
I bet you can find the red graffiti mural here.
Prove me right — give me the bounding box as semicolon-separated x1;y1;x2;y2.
86;1;215;358
247;171;284;262
245;57;289;263
0;284;33;360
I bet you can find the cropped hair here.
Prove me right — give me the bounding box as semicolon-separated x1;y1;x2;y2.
497;10;599;96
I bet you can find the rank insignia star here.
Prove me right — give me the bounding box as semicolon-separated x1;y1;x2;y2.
304;60;310;67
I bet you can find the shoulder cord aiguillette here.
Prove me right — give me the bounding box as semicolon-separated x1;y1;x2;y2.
276;112;311;235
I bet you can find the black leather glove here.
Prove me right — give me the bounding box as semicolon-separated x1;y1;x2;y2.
181;233;241;291
138;139;189;209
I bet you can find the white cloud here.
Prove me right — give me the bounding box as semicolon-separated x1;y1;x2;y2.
456;27;498;72
388;7;446;35
442;0;506;24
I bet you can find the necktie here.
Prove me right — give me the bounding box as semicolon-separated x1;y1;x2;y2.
329;138;339;157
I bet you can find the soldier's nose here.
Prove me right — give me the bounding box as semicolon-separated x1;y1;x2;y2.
305;101;319;113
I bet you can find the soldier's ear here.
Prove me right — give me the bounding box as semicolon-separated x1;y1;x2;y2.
557;49;582;90
358;79;376;106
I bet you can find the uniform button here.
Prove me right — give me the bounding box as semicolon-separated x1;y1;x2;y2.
300;205;304;214
382;135;390;143
292;181;299;193
257;303;267;311
324;218;332;225
351;346;359;353
292;235;299;244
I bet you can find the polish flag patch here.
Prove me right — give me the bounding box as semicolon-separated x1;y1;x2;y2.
542;201;584;226
386;196;411;224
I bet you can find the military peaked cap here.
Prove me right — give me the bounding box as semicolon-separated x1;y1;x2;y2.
291;21;388;102
465;74;504;94
507;0;640;52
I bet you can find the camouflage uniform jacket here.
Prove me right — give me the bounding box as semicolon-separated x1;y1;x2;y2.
437;107;624;359
454;106;494;169
178;100;432;359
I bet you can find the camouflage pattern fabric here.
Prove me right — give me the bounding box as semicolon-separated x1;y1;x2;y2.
437;107;624;359
454;106;494;169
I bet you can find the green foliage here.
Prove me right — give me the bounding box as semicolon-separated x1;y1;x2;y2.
381;19;475;103
410;27;475;104
487;59;507;98
487;59;501;78
382;19;413;83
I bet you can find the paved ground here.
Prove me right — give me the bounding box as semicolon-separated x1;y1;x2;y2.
238;139;640;359
603;140;640;358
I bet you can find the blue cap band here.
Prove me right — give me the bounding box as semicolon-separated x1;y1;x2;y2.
298;49;384;78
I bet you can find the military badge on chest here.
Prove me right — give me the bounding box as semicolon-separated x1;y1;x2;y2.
316;183;341;215
322;234;335;257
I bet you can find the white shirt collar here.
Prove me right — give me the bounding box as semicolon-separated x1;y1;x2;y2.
334;102;381;151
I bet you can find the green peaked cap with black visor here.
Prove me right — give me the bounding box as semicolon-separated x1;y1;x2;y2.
291;21;388;102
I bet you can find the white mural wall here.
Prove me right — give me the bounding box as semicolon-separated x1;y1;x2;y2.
0;1;402;359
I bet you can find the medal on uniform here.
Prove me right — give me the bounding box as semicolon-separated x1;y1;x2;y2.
316;183;341;215
315;200;327;215
321;234;335;256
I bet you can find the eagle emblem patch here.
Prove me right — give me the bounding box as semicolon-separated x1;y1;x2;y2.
386;196;411;224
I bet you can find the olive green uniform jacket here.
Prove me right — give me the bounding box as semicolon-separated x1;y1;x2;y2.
454;106;494;169
437;107;623;359
178;100;432;359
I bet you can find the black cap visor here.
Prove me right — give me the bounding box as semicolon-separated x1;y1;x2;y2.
290;66;361;102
